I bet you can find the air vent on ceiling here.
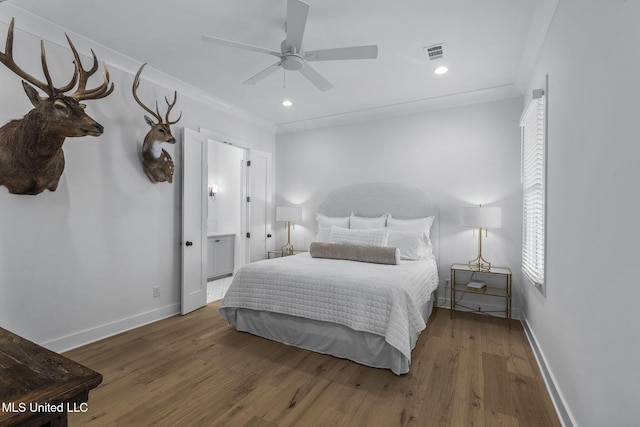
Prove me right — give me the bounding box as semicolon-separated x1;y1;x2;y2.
424;44;444;61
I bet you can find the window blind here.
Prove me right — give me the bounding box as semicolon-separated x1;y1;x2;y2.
520;93;546;287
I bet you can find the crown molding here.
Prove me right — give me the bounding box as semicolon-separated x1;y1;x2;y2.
276;84;523;134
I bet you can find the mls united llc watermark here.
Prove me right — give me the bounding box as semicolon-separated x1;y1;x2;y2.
2;401;89;413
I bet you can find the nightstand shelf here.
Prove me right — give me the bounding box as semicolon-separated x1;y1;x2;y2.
267;249;306;259
450;263;512;323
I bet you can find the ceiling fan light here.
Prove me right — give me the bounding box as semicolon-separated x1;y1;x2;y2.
434;66;449;75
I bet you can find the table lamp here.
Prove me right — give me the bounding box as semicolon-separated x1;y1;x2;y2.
276;206;302;254
460;205;502;271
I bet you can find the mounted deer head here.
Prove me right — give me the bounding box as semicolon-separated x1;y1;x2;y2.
0;18;114;195
132;63;181;184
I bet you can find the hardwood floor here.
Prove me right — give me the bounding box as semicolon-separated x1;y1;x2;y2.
64;303;560;426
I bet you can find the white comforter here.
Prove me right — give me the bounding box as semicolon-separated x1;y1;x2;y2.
219;253;439;360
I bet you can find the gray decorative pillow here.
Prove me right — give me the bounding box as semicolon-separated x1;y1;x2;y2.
310;242;400;265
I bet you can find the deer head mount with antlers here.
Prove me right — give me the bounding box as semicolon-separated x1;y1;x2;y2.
132;63;181;184
0;18;114;195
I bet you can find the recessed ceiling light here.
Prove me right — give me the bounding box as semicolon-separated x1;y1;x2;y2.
434;66;448;75
282;100;293;107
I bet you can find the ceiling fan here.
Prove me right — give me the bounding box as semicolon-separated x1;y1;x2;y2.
202;0;378;92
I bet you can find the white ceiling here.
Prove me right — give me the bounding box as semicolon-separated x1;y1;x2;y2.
4;0;544;131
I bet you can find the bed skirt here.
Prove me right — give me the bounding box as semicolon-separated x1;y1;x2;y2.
220;291;435;375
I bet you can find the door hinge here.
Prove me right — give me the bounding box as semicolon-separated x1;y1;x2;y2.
247;160;251;167
246;196;251;203
246;232;251;238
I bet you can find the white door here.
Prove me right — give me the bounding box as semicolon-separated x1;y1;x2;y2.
248;149;273;262
181;127;208;314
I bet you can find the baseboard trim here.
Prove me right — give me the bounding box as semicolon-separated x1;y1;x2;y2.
41;303;181;353
521;318;576;427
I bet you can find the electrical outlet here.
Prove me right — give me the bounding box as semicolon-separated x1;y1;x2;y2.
153;287;160;298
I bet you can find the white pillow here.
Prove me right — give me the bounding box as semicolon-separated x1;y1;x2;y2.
388;230;433;260
316;213;350;229
387;216;435;238
329;226;389;247
350;213;390;229
313;228;331;243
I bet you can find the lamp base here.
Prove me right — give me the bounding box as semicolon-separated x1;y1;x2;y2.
468;255;491;272
468;226;492;271
281;242;295;255
280;221;295;255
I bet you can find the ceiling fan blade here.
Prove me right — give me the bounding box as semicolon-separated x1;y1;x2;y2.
202;35;281;57
242;62;282;85
285;0;309;52
299;64;333;92
304;45;379;61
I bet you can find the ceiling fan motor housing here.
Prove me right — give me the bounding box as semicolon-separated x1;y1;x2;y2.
282;53;305;70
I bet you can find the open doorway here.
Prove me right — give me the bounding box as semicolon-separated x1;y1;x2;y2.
206;139;246;302
182;127;273;312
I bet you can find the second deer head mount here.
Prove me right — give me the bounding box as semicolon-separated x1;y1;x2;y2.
132;63;182;184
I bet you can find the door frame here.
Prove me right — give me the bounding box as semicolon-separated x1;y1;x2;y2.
246;148;274;262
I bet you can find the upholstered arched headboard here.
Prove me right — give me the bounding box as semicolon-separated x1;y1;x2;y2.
317;183;440;261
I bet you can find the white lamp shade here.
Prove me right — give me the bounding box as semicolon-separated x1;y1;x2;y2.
460;206;502;229
276;206;302;222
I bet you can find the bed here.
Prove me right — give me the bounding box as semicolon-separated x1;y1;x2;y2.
219;183;440;375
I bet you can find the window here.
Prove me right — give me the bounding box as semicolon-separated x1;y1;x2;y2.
520;91;546;291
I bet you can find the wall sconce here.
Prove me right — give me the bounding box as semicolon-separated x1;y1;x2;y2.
460;205;502;271
208;184;218;200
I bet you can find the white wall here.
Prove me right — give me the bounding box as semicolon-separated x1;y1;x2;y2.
276;96;523;311
522;1;640;426
0;11;275;351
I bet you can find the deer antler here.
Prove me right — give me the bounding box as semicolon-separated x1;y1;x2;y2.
66;34;114;100
132;63;162;123
164;92;182;125
0;18;113;100
132;63;181;125
0;18;56;96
